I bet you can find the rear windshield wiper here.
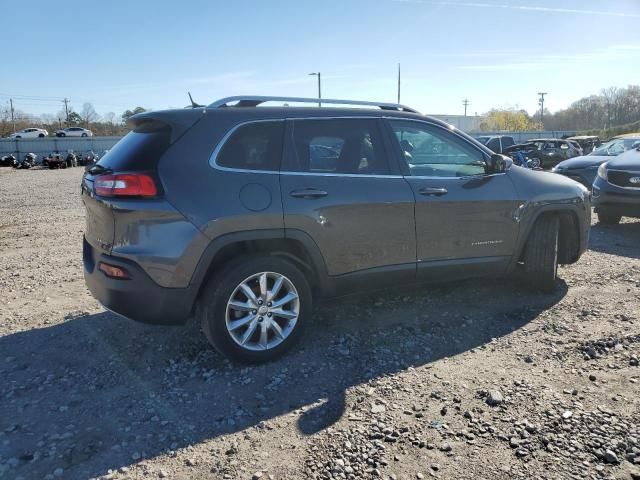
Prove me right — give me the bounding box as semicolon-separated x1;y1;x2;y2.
87;164;112;176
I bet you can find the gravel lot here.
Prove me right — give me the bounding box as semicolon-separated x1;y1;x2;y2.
1;167;639;480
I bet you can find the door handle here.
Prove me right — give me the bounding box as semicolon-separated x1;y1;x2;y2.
290;188;328;199
418;187;448;196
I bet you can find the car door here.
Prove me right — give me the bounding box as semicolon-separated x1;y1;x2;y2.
385;119;521;281
280;117;417;282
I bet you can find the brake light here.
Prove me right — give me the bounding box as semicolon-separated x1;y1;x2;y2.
94;174;158;197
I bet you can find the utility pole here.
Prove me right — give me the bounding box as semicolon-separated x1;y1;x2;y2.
397;63;401;105
538;92;547;126
462;98;470;117
308;72;321;107
63;98;70;124
9;98;16;133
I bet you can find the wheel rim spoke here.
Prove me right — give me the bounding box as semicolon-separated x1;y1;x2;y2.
269;319;285;339
271;292;297;308
267;276;283;302
270;308;297;320
259;321;269;348
259;273;268;298
228;314;255;331
239;283;258;305
228;300;254;312
226;271;300;352
240;318;259;345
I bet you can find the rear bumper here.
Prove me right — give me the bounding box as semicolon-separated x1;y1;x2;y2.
83;237;194;325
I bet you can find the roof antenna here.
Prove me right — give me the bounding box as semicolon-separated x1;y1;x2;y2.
188;92;203;108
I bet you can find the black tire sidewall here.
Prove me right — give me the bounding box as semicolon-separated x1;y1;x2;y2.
524;215;559;292
200;256;312;363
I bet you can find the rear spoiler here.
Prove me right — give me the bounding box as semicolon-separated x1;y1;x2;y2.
128;108;206;143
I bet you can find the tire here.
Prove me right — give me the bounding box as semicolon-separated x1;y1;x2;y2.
198;255;312;363
81;133;88;137
597;210;621;225
38;134;45;138
59;133;66;137
523;215;559;293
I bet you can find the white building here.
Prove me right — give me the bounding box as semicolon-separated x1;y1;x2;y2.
428;114;484;133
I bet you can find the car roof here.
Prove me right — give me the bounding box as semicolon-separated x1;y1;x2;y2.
527;138;566;142
567;135;599;140
135;105;461;130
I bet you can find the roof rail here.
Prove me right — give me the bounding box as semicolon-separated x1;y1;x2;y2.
208;96;420;114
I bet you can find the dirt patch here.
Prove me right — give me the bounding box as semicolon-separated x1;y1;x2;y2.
1;167;639;480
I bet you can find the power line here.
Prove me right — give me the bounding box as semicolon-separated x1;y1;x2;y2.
63;98;70;124
538;92;547;125
462;98;470;117
10;98;15;133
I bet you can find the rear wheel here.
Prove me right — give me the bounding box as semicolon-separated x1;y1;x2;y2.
523;215;559;293
597;210;621;225
198;256;312;363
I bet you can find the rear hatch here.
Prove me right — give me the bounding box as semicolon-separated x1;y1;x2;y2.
81;109;203;255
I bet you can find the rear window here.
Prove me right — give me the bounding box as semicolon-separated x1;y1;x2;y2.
97;128;170;171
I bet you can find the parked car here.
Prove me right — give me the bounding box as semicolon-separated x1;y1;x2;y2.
82;95;591;363
551;134;640;188
592;147;640;224
55;127;93;137
475;135;515;154
7;128;48;139
505;139;581;170
567;135;600;155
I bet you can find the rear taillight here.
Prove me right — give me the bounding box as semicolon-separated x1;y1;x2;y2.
94;174;157;198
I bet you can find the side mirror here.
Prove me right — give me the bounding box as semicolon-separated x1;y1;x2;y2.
489;154;512;174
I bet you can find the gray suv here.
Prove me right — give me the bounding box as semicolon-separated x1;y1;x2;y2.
82;96;591;363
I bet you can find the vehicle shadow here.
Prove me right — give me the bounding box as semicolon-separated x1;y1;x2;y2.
0;278;567;479
588;219;640;259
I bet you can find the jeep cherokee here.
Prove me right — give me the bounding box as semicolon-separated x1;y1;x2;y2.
82;96;591;363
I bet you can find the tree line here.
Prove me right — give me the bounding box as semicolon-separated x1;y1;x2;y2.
475;85;640;135
0;103;147;138
2;85;639;138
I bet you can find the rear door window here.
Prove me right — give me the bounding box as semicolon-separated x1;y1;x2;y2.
216;121;284;171
286;118;389;175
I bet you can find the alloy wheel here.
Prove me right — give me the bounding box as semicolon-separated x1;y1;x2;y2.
225;271;300;351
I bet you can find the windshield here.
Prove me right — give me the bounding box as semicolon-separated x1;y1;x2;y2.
476;136;490;145
589;138;640;156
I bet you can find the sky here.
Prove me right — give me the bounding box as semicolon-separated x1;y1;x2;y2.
2;0;639;119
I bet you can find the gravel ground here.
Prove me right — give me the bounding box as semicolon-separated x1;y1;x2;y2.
1;167;639;480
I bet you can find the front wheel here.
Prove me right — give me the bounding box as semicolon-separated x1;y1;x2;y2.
198;256;312;363
523;215;559;293
597;210;621;225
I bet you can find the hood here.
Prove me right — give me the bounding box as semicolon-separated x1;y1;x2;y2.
555;155;610;170
605;149;640;171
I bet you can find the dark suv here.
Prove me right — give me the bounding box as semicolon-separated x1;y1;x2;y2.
82;96;591;363
592;147;640;224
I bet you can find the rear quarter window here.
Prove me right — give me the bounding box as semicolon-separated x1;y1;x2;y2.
215;121;284;171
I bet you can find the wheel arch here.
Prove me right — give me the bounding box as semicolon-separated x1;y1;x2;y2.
516;205;583;265
189;229;328;314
